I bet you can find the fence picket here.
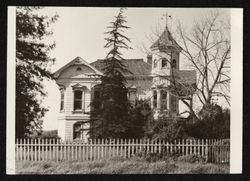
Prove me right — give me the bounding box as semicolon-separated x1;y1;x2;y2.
15;138;230;163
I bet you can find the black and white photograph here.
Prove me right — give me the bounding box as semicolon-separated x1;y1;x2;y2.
6;6;243;174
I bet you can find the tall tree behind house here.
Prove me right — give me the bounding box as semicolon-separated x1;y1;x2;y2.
89;8;132;138
16;7;58;138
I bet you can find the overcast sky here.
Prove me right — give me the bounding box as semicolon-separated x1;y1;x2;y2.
38;7;230;130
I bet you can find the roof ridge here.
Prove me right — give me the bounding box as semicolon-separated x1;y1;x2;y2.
95;58;144;61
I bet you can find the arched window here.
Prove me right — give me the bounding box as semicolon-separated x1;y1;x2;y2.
153;90;157;108
172;59;176;68
161;90;167;110
74;90;83;110
76;67;82;71
161;58;168;68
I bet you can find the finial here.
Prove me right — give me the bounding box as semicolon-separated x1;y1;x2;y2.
162;12;172;28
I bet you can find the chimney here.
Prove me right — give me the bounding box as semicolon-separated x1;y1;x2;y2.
147;54;152;65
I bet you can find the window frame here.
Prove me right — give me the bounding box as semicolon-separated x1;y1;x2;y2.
153;59;157;68
172;59;177;69
128;88;137;105
71;84;87;113
161;58;168;68
59;85;65;112
73;121;82;140
153;90;157;108
171;95;178;113
160;90;167;110
73;90;83;111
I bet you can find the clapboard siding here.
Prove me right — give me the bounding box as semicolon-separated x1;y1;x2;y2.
65;85;74;115
65;121;76;140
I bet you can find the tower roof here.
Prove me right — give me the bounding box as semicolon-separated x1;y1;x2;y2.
150;26;182;52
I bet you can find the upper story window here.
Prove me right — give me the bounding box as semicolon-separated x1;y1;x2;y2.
76;67;82;71
161;58;168;68
161;90;167;110
60;90;65;111
74;90;83;110
172;59;177;69
72;83;87;112
59;85;65;111
153;59;157;68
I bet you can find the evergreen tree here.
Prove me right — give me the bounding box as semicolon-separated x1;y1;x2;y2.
127;99;152;138
89;8;132;138
16;7;58;138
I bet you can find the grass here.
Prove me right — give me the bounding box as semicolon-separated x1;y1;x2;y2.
16;156;229;174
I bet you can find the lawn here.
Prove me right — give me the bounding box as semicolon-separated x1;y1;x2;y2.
16;156;229;174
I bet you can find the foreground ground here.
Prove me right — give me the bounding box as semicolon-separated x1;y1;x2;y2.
16;157;229;174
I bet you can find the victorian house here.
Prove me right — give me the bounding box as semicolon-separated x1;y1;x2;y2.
53;25;196;141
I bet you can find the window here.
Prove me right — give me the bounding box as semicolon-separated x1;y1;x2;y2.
74;90;83;110
60;90;65;111
59;86;65;111
153;59;157;68
76;67;82;71
171;96;178;112
161;58;168;68
153;90;157;108
172;59;176;68
73;122;82;139
161;90;167;110
73;122;88;140
128;89;136;105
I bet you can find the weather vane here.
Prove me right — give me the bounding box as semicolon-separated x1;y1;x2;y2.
161;12;172;27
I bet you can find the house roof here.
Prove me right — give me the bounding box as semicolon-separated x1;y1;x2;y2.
176;70;196;85
150;26;182;52
90;59;152;77
54;56;196;88
53;56;103;79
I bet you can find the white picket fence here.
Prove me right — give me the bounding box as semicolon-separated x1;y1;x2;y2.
15;138;230;163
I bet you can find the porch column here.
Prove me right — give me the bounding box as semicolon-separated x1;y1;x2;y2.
167;90;170;111
157;89;161;110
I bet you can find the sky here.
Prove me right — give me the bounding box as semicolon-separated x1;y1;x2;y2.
37;7;230;130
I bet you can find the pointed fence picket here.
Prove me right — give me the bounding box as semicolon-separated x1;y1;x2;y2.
15;138;230;164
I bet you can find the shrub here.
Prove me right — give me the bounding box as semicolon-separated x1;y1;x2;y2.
186;104;230;139
29;130;60;139
145;116;187;141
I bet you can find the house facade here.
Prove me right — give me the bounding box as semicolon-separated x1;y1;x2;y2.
54;26;196;141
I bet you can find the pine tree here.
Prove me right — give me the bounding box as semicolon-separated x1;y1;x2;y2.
16;7;58;138
89;8;132;138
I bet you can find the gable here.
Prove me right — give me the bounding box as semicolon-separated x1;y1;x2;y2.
53;56;102;79
58;64;96;79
